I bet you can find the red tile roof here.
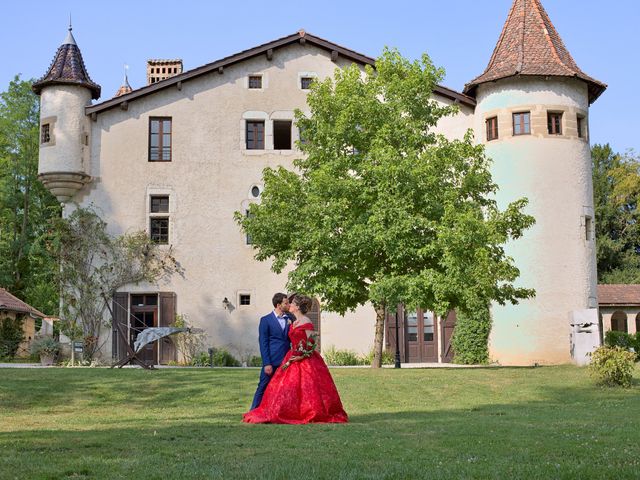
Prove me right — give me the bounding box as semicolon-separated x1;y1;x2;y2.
32;28;101;99
464;0;606;103
0;288;47;317
598;284;640;306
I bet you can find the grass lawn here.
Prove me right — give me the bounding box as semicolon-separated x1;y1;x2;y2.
0;365;638;479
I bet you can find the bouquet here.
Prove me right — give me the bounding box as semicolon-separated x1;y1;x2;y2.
281;333;318;370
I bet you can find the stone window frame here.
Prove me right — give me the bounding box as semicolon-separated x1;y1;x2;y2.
236;290;254;309
146;187;175;246
246;73;267;90
40;116;57;147
298;72;318;90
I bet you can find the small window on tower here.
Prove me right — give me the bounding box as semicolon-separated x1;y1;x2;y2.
547;112;563;135
41;124;50;144
577;115;586;139
486;116;498;141
513;112;531;135
585;216;592;241
239;294;251;306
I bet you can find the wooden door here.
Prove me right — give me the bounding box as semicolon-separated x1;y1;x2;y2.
159;292;176;364
129;294;158;365
441;310;456;363
405;308;438;363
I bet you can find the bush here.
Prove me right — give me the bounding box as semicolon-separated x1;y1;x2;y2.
588;346;636;387
322;346;366;366
364;348;395;366
30;336;61;356
0;315;26;359
190;348;241;367
604;330;640;361
246;355;263;367
451;307;491;365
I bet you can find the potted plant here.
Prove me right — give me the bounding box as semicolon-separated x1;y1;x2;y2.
30;336;61;366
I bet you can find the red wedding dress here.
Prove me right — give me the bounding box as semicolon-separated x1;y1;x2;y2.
243;323;348;424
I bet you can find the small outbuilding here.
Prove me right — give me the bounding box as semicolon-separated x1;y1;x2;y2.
598;284;640;336
0;288;48;356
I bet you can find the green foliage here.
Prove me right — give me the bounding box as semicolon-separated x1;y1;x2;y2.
173;314;208;364
588;346;636;387
29;336;61;357
604;330;640;361
191;348;241;367
322;346;394;366
246;355;263;367
0;314;25;359
236;49;535;366
592;144;640;282
0;76;61;315
451;307;492;364
46;206;179;359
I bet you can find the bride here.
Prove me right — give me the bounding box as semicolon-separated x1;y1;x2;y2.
243;294;348;424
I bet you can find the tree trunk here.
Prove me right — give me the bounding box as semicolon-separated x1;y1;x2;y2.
371;303;385;368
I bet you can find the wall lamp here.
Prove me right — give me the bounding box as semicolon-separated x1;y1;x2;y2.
222;297;230;310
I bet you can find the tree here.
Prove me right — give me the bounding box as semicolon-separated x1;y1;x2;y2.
236;49;535;366
48;207;179;360
0;76;61;314
592;144;640;283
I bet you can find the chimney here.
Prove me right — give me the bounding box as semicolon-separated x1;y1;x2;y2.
147;59;183;85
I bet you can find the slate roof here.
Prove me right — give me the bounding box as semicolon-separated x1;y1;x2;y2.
598;284;640;306
32;28;101;99
0;288;47;317
464;0;606;104
86;30;476;115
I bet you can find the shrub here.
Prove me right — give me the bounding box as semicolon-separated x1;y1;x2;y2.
364;348;395;366
246;355;263;367
604;330;640;361
30;336;61;357
322;346;365;366
451;307;491;365
190;348;241;367
0;315;26;359
588;346;636;388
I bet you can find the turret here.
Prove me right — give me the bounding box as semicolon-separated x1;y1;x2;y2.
463;0;606;365
32;26;101;202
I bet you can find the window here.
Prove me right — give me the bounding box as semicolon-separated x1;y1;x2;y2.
151;195;169;213
577;115;585;138
245;210;253;244
585;216;592;241
248;75;262;89
273;120;292;150
513;112;531;135
423;312;434;342
239;294;251;306
548;112;562;135
150;217;169;244
300;77;314;89
486;116;498;141
246;121;265;149
41;124;50;144
251;186;261;198
149;117;172;161
611;311;628;333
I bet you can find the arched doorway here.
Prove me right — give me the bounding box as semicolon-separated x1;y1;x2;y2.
611;311;628;333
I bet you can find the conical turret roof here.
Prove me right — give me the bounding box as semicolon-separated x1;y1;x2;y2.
464;0;606;103
32;27;101;99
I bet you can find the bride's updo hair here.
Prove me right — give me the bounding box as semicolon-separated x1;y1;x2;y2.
291;294;313;314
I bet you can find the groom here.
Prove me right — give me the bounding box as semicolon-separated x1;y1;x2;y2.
249;292;292;410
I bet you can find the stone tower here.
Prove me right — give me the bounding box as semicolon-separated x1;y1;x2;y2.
32;26;101;202
464;0;606;365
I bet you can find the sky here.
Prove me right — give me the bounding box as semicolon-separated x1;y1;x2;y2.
3;0;639;154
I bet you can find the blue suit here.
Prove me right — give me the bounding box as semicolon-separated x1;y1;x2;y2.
250;311;291;410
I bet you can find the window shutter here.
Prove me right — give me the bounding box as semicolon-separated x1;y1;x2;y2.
112;292;128;362
159;292;177;364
